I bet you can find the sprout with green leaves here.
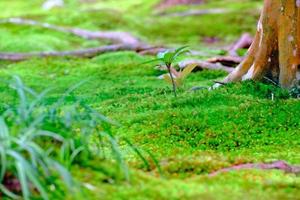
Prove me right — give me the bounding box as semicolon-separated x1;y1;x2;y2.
145;46;196;97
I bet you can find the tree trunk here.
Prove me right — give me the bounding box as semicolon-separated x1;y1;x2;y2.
219;0;300;88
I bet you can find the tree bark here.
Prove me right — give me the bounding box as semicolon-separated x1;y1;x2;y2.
218;0;300;88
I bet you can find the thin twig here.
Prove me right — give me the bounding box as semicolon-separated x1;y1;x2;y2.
263;76;280;87
213;81;227;85
167;65;177;97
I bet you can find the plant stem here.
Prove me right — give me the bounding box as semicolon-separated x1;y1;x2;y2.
167;64;177;97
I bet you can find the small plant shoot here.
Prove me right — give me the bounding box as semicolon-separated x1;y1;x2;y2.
146;46;197;97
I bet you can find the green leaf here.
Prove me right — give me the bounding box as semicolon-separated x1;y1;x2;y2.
27;88;52;116
26;166;49;200
157;51;169;59
0;147;6;182
143;149;164;177
174;46;190;58
163;52;176;64
175;49;190;58
0;184;20;199
16;161;30;200
51;161;73;189
34;130;65;142
0;117;10;148
70;146;84;166
99;131;129;181
12;76;28;123
174;46;189;55
123;138;151;171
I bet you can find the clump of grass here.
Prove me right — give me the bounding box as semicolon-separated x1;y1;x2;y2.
0;76;76;200
0;76;148;199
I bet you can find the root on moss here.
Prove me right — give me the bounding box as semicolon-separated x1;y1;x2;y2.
216;0;300;88
209;160;300;177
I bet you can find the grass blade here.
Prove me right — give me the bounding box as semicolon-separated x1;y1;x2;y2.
123;138;151;171
16;161;30;200
0;184;20;199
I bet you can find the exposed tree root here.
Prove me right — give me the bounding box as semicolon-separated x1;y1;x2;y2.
0;44;163;61
157;60;233;80
0;18;159;61
138;47;168;55
207;56;243;67
228;33;253;56
0;18;225;67
0;18;140;45
0;17;234;76
178;59;234;73
216;0;300;89
209;160;300;177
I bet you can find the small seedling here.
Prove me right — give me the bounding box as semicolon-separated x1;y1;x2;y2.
162;63;198;91
145;46;196;97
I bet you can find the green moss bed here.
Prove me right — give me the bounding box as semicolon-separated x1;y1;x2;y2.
0;0;299;199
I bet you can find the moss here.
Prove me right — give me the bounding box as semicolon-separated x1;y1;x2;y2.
0;0;259;46
72;169;300;200
0;25;106;52
1;50;299;199
0;0;300;199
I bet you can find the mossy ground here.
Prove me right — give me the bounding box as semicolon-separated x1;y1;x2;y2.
0;0;299;199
